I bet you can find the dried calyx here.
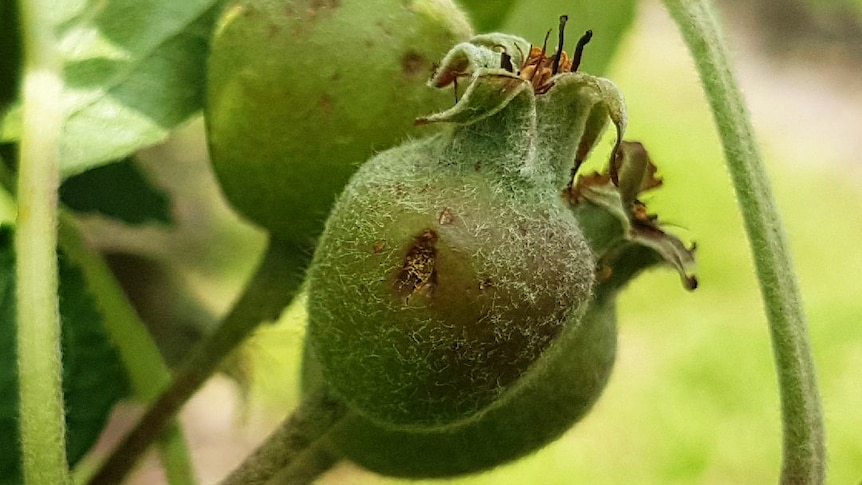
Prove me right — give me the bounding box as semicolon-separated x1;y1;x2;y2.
421;14;696;294
568;140;698;295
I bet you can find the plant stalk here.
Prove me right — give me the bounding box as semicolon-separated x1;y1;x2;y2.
659;1;825;483
266;445;341;485
58;215;197;485
158;423;198;485
15;0;69;482
88;238;309;485
220;387;348;485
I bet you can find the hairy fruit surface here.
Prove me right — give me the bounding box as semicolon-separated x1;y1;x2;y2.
304;21;696;478
302;291;616;477
206;0;472;241
306;26;627;429
308;137;595;427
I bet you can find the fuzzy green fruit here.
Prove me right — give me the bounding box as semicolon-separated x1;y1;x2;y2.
307;136;596;428
304;25;695;478
302;141;697;478
306;30;627;428
206;0;472;241
303;290;616;477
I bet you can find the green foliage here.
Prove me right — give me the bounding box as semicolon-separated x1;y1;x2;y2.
59;0;222;177
60;158;172;225
455;0;517;31
0;1;21;117
0;226;129;485
1;0;223;175
501;0;636;75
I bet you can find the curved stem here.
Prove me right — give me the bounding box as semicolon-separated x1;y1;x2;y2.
266;445;341;485
659;1;825;483
220;387;347;485
15;0;68;482
58;215;197;485
58;216;173;401
88;238;309;485
157;424;198;485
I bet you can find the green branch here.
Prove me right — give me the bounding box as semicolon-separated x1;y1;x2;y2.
659;1;825;483
58;216;197;485
220;387;347;485
88;238;309;485
157;424;198;485
15;0;69;482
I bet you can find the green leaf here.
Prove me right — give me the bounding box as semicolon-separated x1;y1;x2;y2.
0;1;21;118
500;0;636;75
58;0;222;177
0;1;22;145
456;0;518;31
0;225;130;484
0;106;20;144
60;157;173;225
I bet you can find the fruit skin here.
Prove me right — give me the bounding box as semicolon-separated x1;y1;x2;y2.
303;27;634;429
205;0;472;242
302;289;616;478
306;125;596;428
302;29;696;478
304;23;697;478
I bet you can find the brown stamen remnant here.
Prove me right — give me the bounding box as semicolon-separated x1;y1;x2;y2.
395;229;439;300
571;30;593;72
551;15;569;75
519;28;574;93
518;19;592;94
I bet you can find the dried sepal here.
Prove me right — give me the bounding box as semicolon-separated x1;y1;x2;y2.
568;141;697;291
427;34;531;89
415;71;529;126
422;30;629;194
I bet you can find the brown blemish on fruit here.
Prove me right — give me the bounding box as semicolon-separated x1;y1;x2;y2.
373;240;386;253
438;208;455;225
319;94;332;114
309;0;340;13
375;20;394;37
402;51;427;78
268;23;281;38
293;0;339;29
395;229;438;301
